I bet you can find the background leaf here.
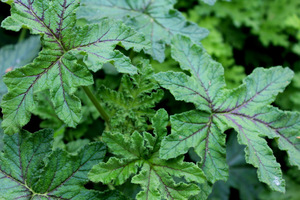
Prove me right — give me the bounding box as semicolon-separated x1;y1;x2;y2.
78;0;208;62
0;36;40;102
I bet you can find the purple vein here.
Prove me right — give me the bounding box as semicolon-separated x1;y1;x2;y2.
224;114;274;181
219;81;274;113
201;121;212;168
229;112;297;148
46;151;97;193
184;50;212;107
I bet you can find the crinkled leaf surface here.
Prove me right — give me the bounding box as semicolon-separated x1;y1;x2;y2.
0;129;106;199
154;35;300;192
1;0;148;135
98;60;163;133
78;0;208;62
0;36;40;103
89;109;206;200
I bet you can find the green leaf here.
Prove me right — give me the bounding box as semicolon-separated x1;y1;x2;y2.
89;110;205;200
78;0;208;62
0;129;106;199
0;36;40;103
259;172;300;200
1;0;148;135
159;110;228;183
98;60;163;133
151;108;169;152
0;119;3;151
214;68;296;192
200;0;231;6
154;35;225;113
201;0;217;5
155;35;299;192
132;160;201;200
89;157;142;186
196;132;264;200
102;131;146;160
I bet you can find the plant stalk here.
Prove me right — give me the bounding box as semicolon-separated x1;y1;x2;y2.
18;29;27;43
82;86;110;123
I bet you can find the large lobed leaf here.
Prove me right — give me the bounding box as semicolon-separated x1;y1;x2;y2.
78;0;209;62
0;129;106;199
155;35;300;192
89;109;206;200
1;0;149;135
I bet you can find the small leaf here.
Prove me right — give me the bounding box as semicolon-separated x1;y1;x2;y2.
98;60;163;133
0;129;106;199
151;108;169;152
78;0;208;62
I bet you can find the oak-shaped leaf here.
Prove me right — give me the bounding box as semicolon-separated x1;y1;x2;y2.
89;109;206;200
154;35;300;192
78;0;209;62
1;0;149;135
0;129;106;199
98;60;163;133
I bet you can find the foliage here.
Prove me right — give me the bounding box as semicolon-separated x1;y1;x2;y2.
0;128;108;199
194;0;300;48
155;35;299;193
0;36;40;102
97;60;163;134
77;0;208;62
0;0;300;199
1;0;148;135
89;109;206;200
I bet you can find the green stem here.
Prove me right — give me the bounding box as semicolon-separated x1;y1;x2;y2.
82;86;110;123
18;29;27;43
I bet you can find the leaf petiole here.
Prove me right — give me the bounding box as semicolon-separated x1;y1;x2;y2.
82;86;110;123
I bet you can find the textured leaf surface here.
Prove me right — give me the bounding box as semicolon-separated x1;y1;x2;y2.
154;35;225;113
132;161;201;200
1;0;148;134
98;60;163;133
159;110;227;183
89;157;142;186
155;35;299;192
0;129;106;199
78;0;208;62
89;110;206;200
0;36;40;103
191;132;264;200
